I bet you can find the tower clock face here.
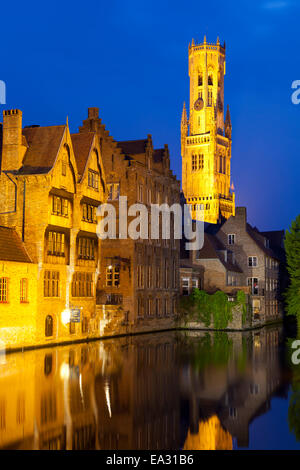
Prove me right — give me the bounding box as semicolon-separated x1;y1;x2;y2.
194;97;204;111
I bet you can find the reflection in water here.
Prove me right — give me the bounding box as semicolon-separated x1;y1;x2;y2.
0;326;296;450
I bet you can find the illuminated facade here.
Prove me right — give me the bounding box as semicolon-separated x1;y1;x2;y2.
79;108;180;334
181;37;235;223
0;108;107;350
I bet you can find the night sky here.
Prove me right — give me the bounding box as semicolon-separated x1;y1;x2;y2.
1;0;299;231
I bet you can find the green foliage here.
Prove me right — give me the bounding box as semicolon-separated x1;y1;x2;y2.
284;214;300;322
178;288;248;329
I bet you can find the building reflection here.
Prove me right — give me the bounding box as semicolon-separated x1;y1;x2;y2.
180;326;290;449
0;326;291;450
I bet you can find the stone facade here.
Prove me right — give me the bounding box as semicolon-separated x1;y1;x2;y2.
213;207;282;324
181;38;235;223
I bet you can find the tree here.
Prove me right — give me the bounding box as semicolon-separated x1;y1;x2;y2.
284;214;300;326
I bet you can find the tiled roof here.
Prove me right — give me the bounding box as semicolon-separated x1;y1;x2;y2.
197;233;242;273
18;125;66;175
246;223;280;260
71;132;95;176
0;227;32;263
117;139;148;155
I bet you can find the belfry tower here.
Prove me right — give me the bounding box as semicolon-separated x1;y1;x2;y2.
181;36;235;223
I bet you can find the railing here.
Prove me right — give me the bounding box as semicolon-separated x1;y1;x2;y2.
96;292;123;305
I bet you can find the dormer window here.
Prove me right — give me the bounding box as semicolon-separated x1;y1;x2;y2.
88;169;99;190
228;234;235;245
264;239;270;248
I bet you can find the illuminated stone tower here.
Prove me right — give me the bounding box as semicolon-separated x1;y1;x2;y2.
181;36;235;223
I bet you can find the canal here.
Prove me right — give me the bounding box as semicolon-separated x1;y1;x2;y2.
0;324;299;450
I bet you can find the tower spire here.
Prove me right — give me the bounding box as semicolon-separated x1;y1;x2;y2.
225;105;232;139
181;102;188;125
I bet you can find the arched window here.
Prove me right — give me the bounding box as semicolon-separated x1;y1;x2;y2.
208;74;213;86
45;315;53;337
198;74;203;86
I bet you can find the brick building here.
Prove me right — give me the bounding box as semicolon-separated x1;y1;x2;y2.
210;207;282;323
78;108;181;333
0;108;107;349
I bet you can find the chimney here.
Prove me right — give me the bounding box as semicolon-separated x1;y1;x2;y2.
235;206;247;226
88;107;99;119
2;109;25;172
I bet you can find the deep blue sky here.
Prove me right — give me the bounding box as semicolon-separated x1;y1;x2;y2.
1;0;299;231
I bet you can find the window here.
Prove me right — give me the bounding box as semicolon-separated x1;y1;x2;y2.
156;298;161;317
0;278;8;303
208;74;213;86
138;185;143;202
88;169;99;190
248;277;259;295
192;154;197;171
182;278;189;296
137;265;144;288
147;262;152;289
198;74;203;86
228;275;237;286
48;231;65;256
82;203;96;223
248;256;258;267
264;238;270;248
106;266;120;287
78;237;95;260
52;196;68;217
229;407;237;419
228;234;235;245
45;315;54;337
164;259;168;288
138;297;144;317
82;317;89;334
44;271;60;297
192;278;198;290
156;265;160;288
72;272;93;297
107;183;120;201
198;154;204;169
20;278;28;303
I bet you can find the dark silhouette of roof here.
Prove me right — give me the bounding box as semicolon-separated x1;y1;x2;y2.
0;227;32;263
117;139;148;155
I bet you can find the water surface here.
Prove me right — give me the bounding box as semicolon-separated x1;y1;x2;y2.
0;325;298;450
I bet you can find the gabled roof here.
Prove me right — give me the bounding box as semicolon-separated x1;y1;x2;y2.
197;233;242;273
71;132;95;176
117;139;148;155
18;125;66;175
246;223;280;260
0;227;32;263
